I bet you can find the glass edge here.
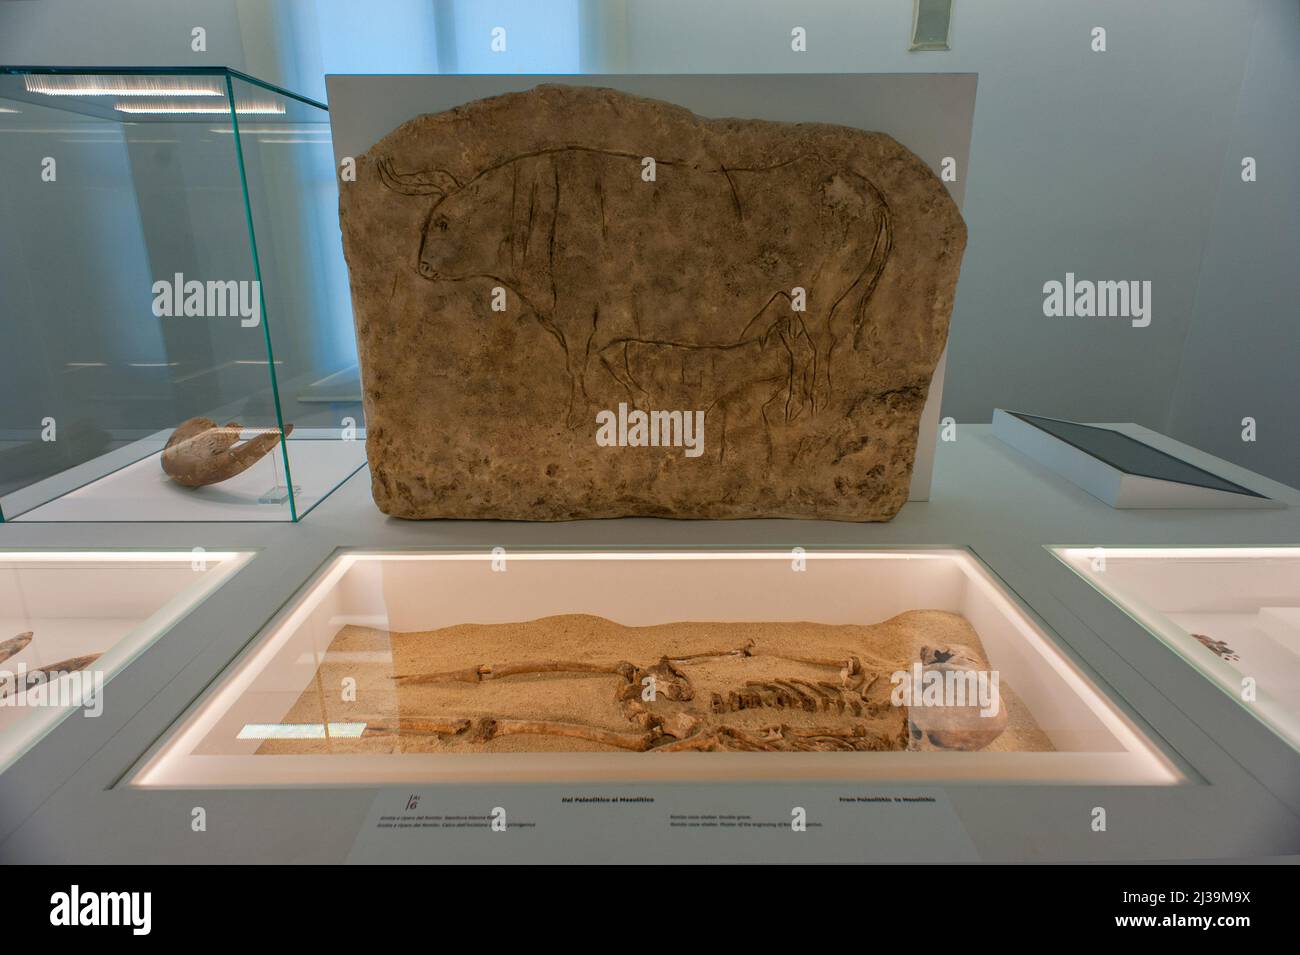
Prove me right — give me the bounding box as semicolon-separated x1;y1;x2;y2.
223;74;298;521
0;66;327;111
1046;544;1300;755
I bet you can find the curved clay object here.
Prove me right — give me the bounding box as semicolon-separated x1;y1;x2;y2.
161;417;292;488
0;631;33;665
909;643;1009;751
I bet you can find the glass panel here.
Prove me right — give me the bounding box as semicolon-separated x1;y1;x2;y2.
910;0;953;51
227;74;367;519
134;549;1178;788
0;549;253;772
1054;547;1300;752
0;68;363;522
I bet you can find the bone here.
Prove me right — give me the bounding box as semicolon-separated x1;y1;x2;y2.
0;631;33;665
161;417;293;488
620;700;655;728
717;677;872;715
790;678;840;711
362;718;470;738
470;717;660;752
653;729;720;752
662;712;703;740
633;658;694;702
749;717;910;752
773;679;819;711
394;660;634;686
668;640;755;662
758;651;857;671
0;652;102;700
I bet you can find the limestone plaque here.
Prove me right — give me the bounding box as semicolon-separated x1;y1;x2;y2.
339;84;966;520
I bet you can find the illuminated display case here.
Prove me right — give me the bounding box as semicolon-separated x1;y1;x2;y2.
133;549;1178;788
0;549;252;772
0;67;365;522
1055;547;1300;753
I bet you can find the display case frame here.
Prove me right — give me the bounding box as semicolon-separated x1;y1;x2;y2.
0;547;254;774
130;545;1182;789
0;66;365;523
1052;546;1300;754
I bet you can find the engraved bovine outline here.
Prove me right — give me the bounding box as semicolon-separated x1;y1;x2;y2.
377;146;892;435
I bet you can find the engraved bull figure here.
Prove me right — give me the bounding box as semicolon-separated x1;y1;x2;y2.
377;147;892;428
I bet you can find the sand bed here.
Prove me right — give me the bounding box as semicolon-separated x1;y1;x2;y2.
253;610;1054;755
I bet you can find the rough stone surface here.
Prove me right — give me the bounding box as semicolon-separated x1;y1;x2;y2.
339;84;966;520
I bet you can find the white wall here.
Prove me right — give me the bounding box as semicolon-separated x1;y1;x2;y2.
2;0;1295;487
0;0;249;68
1165;0;1299;489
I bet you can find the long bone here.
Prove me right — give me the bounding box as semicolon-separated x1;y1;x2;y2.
394;660;636;686
361;717;471;738
667;640;755;662
0;632;33;665
0;652;102;700
470;718;661;751
362;714;660;751
669;641;868;686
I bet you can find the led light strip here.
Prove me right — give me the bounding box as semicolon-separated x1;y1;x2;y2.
115;100;285;115
0;551;245;562
1058;546;1300;561
208;126;329;135
25;75;225;97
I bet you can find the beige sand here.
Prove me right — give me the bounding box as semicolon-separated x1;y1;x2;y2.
256;610;1054;755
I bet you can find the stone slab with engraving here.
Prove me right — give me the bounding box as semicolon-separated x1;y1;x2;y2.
339;84;966;520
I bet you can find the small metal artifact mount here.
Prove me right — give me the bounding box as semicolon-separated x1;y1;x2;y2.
160;417;292;488
377;641;911;753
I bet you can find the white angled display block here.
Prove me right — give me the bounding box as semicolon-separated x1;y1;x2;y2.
991;409;1283;509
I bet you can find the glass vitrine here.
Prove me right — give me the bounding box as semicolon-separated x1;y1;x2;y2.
135;549;1178;788
0;549;252;772
0;67;364;522
1055;546;1300;752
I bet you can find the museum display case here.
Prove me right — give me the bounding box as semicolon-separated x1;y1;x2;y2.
133;549;1180;788
0;549;253;773
0;67;365;522
1054;547;1300;752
